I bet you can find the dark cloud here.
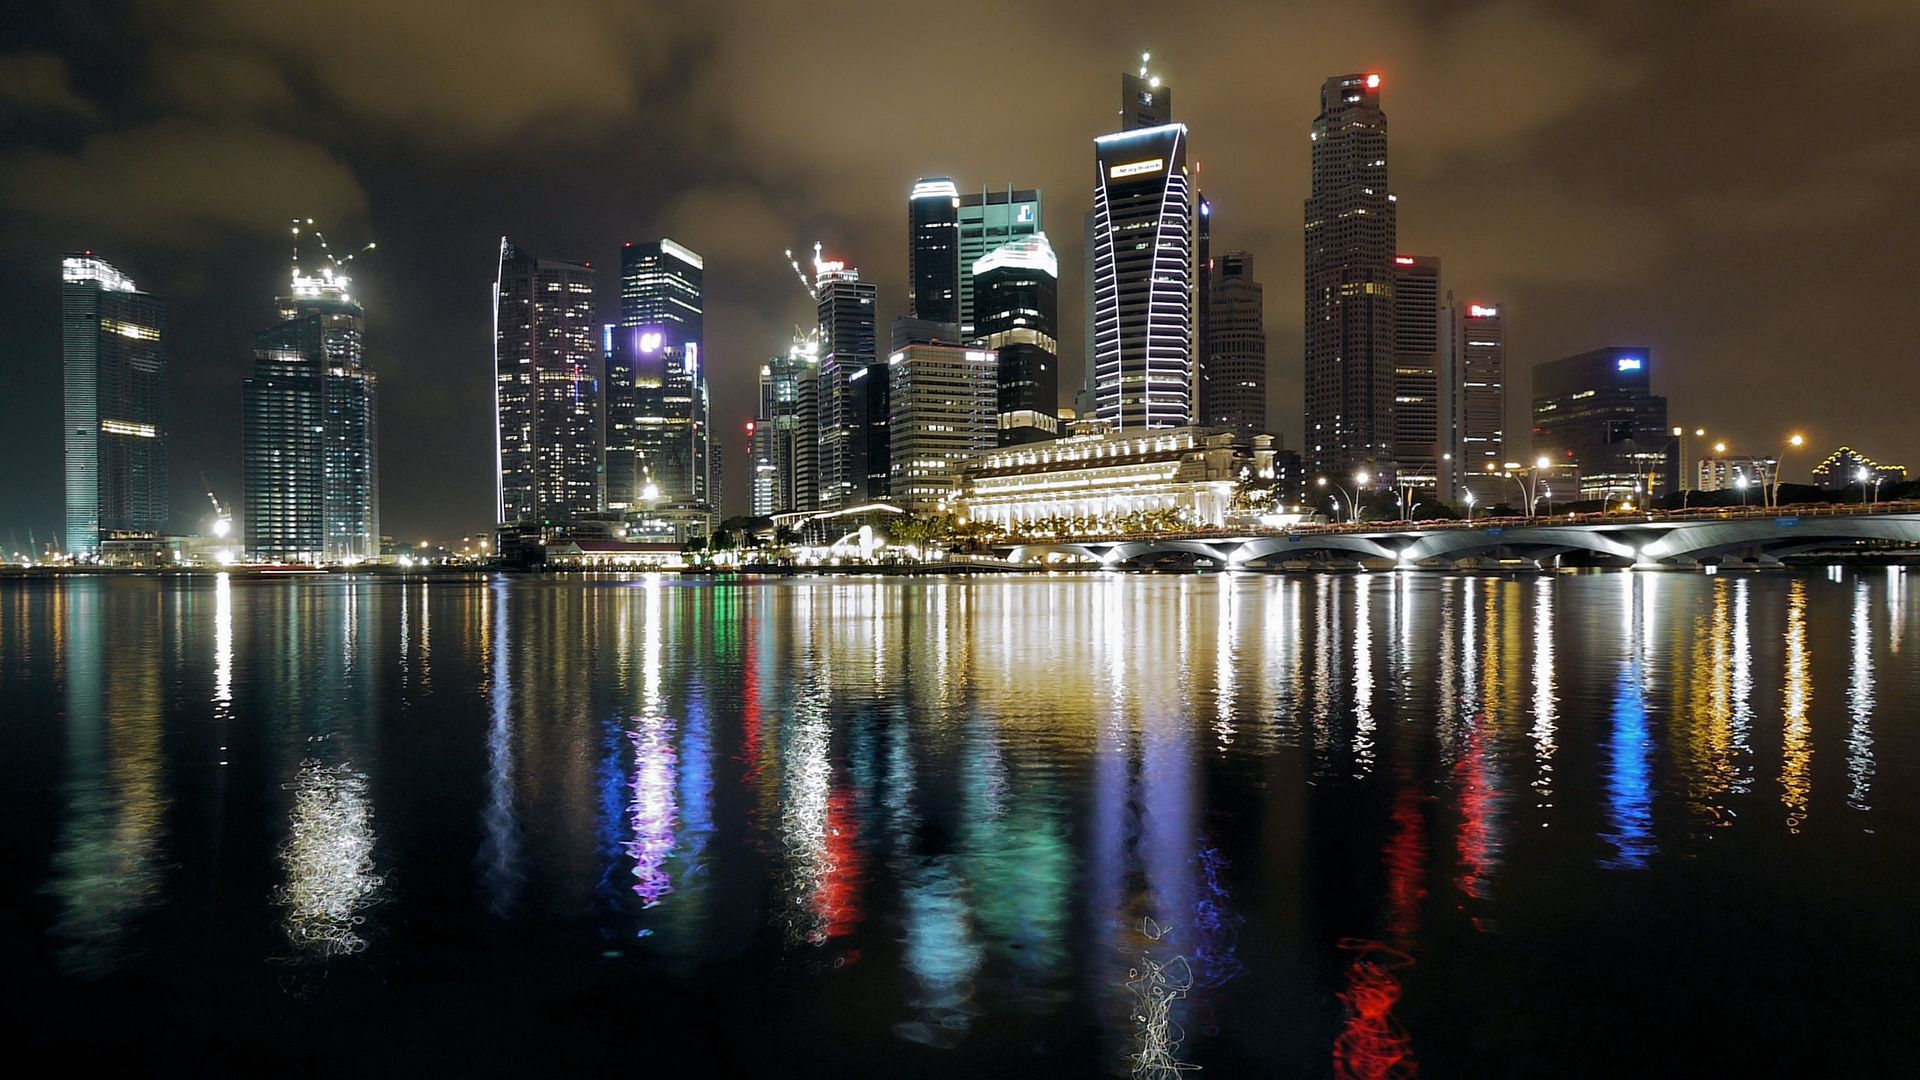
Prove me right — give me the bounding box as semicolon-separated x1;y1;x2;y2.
3;1;1919;544
0;52;98;120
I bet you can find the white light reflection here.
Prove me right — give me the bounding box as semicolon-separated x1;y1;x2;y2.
214;573;232;709
1780;580;1811;833
1531;577;1556;811
480;577;521;914
1730;577;1754;793
1351;575;1375;777
1847;581;1874;813
1214;576;1237;749
627;575;677;908
277;759;383;956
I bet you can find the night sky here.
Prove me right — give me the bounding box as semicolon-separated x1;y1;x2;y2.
5;2;1918;543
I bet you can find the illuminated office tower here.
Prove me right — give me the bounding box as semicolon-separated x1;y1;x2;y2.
957;185;1042;336
493;238;599;525
1201;250;1266;439
752;336;820;515
887;337;998;510
245;231;380;563
1304;72;1397;483
1441;294;1506;499
1532;347;1670;501
909;178;961;325
609;239;709;511
62;254;167;557
973;233;1060;445
814;255;880;509
1391;254;1441;489
1091;59;1194;430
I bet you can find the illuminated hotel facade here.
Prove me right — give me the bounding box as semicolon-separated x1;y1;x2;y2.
959;427;1269;531
1091;65;1195;431
62;254;168;557
493;238;599;525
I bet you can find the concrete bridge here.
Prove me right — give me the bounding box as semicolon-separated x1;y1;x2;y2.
1000;506;1920;571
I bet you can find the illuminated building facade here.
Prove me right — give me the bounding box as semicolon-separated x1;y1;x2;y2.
62;255;167;557
610;239;709;514
960;427;1269;530
752;337;820;516
1810;446;1907;490
494;239;599;525
908;178;961;325
1441;294;1506;501
1390;255;1440;489
244;246;380;563
1697;453;1777;493
1091;104;1194;430
973;233;1060;445
887;341;998;509
1201;250;1266;440
957;185;1042;337
815;258;880;509
1305;73;1397;483
1531;347;1672;501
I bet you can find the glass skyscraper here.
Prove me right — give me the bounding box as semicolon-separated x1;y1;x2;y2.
908;179;961;326
243;239;379;563
1391;254;1441;489
1201;251;1267;440
1304;73;1397;483
1091;68;1194;431
493;238;599;525
814;256;879;509
609;239;709;513
751;335;820;516
957;186;1042;338
62;254;167;557
972;233;1059;445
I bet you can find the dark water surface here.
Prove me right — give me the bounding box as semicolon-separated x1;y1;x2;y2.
2;570;1916;1076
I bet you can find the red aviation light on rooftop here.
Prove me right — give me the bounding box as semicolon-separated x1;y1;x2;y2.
1366;73;1381;89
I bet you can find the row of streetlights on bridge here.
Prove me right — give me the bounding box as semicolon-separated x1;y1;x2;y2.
1313;431;1815;524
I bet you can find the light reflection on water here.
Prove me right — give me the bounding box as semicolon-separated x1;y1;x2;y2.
6;570;1920;1076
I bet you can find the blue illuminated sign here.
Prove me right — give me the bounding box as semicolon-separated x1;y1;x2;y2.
1617;357;1643;372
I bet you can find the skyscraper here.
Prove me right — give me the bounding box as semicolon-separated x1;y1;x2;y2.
973;233;1060;445
1442;295;1506;501
957;185;1042;337
1201;250;1266;440
493;238;599;525
609;239;709;513
1532;347;1670;501
887;338;997;510
751;335;820;516
1304;73;1397;484
1092;61;1194;430
814;255;879;509
908;178;961;326
62;254;167;557
244;229;379;563
1391;254;1441;490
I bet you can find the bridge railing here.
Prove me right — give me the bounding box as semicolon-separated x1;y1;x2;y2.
995;499;1918;547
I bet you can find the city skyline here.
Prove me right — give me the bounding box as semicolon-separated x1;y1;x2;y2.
5;5;1919;540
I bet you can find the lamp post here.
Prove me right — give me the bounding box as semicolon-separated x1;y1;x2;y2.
1769;433;1804;508
1317;475;1358;524
1463;491;1477;523
1858;466;1885;505
1504;456;1552;518
1735;473;1749;507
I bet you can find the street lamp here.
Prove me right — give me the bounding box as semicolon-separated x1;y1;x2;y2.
1857;466;1885;505
1770;433;1804;508
1316;475;1360;524
1735;472;1749;507
1463;490;1477;523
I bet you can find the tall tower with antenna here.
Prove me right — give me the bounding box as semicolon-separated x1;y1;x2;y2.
243;218;381;563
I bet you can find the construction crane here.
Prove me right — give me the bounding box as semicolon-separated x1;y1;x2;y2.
291;217;376;288
201;472;233;539
782;243;821;302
